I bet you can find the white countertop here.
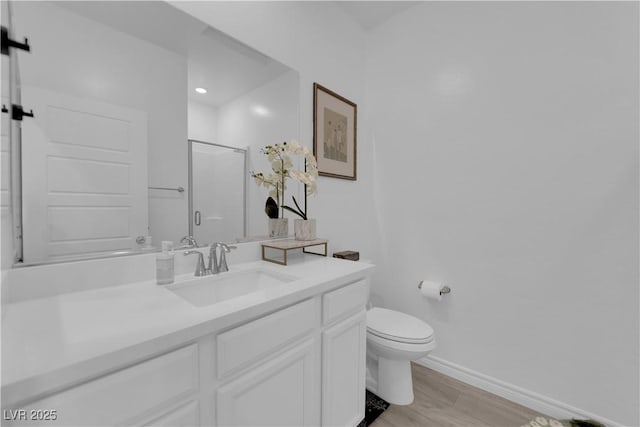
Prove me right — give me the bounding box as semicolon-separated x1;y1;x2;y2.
2;256;374;405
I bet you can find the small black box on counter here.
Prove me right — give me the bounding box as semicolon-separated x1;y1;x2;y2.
333;250;360;261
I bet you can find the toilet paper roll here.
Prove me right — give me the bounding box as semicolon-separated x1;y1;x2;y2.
420;280;444;301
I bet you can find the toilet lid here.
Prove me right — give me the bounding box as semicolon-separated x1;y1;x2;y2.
367;308;434;344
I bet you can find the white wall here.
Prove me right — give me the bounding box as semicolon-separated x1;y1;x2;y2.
171;1;375;257
188;100;218;143
217;70;299;237
365;2;638;425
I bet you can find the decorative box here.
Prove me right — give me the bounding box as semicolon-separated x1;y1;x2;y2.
333;250;360;261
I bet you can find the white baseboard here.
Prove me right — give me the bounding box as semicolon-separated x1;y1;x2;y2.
415;356;623;427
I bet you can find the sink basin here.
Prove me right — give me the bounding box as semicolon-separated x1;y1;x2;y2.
167;268;299;307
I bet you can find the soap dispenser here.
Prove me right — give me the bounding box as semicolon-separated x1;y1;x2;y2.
156;241;175;285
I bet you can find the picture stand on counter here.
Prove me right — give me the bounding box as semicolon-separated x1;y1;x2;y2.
261;239;328;265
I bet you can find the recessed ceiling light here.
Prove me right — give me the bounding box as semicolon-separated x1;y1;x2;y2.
195;87;207;94
251;105;269;117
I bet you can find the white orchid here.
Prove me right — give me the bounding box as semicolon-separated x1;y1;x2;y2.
250;140;319;219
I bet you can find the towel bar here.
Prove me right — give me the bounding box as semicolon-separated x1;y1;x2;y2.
148;186;184;193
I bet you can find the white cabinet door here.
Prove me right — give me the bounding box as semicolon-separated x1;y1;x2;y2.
217;338;320;426
322;311;367;427
141;400;199;427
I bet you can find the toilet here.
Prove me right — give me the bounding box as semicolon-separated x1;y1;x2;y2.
366;307;436;405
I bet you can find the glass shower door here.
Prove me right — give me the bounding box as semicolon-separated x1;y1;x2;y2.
189;140;247;245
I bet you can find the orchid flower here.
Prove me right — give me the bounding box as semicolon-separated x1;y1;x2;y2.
250;140;319;220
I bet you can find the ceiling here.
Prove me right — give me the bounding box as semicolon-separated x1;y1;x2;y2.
335;1;421;30
55;1;291;108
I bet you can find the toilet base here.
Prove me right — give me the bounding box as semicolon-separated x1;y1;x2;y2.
378;357;415;405
366;354;415;405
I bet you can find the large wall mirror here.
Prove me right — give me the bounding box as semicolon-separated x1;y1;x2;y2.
4;1;300;265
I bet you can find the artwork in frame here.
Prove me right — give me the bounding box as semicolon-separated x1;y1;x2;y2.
313;83;357;180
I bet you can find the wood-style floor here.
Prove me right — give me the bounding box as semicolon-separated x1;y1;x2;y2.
373;363;547;427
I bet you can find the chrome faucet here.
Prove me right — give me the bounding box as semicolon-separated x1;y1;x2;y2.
208;242;237;274
217;243;236;273
208;243;220;274
184;250;207;276
178;236;199;249
184;243;237;277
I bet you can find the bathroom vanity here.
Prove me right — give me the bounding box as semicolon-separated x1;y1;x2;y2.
1;255;373;426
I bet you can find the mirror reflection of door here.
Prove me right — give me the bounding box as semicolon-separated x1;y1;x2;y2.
189;140;246;245
21;87;148;262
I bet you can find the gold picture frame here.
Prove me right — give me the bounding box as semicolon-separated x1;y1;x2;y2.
313;83;357;180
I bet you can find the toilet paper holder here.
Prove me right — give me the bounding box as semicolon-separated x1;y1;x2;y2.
418;281;451;295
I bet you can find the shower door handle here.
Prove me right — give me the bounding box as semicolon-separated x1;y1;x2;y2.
194;210;201;226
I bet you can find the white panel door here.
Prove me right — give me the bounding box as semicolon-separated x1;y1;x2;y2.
21;86;147;262
217;338;320;426
322;311;367;427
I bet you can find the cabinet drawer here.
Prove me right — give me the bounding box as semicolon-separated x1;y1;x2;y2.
217;298;319;378
11;345;198;426
323;279;368;325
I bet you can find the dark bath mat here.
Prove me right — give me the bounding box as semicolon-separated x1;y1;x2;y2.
357;390;390;427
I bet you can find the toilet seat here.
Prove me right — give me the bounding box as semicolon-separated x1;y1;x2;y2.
367;308;434;344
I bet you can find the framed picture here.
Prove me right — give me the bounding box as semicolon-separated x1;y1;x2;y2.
313;83;357;180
